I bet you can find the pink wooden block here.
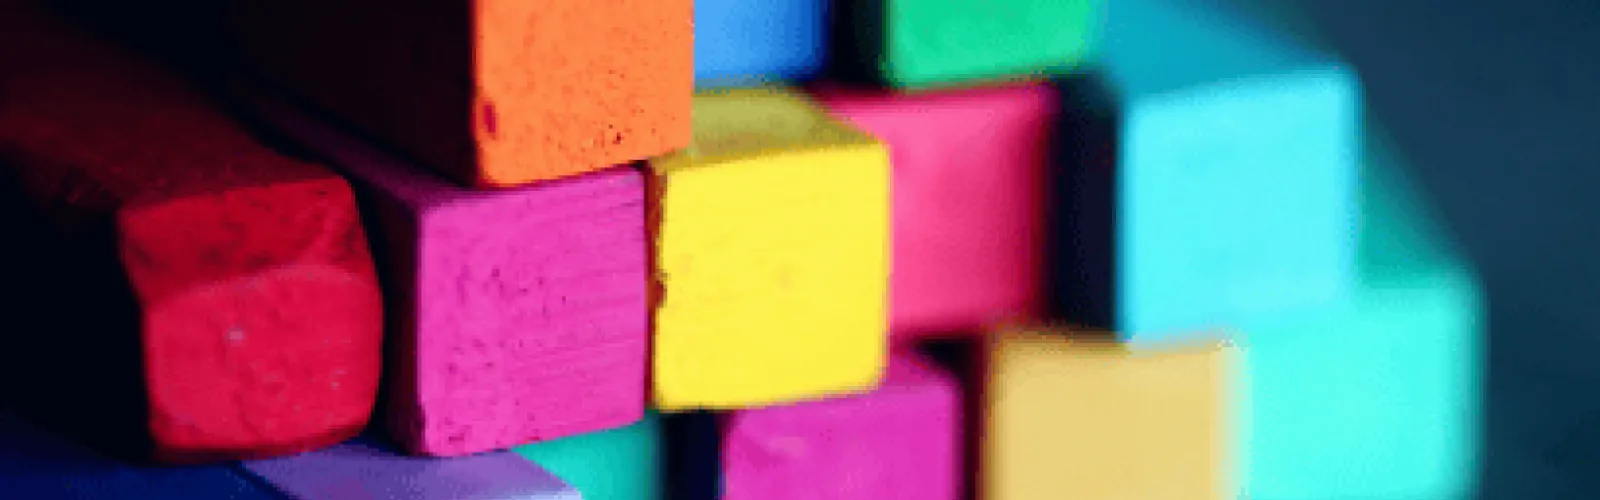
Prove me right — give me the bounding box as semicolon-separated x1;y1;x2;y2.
722;350;961;500
812;83;1055;340
248;92;648;457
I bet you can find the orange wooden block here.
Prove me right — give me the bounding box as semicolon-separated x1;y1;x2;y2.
228;0;692;188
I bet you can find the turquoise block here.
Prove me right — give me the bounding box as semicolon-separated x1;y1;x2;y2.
1236;133;1483;499
514;412;661;500
1054;0;1360;342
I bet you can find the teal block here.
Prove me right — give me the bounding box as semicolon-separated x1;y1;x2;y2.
832;0;1102;89
1055;0;1360;342
514;413;661;500
1235;133;1483;500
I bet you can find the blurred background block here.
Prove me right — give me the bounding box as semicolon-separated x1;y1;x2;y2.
649;88;889;410
981;331;1231;500
239;89;650;457
242;438;578;500
814;83;1053;339
831;0;1102;88
1236;130;1482;500
1056;0;1360;343
515;412;662;500
696;0;828;87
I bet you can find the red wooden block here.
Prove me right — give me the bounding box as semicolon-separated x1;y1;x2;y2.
0;6;383;463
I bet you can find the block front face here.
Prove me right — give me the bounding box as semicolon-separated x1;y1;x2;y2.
410;170;649;455
815;84;1053;338
1120;67;1358;339
514;413;661;500
984;332;1229;500
722;350;961;500
885;0;1101;88
651;88;890;409
696;0;827;85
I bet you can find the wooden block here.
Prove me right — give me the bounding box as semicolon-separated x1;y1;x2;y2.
696;0;827;86
0;413;278;499
1235;132;1482;500
831;0;1102;89
721;349;961;500
514;412;662;500
239;88;650;457
649;87;890;410
228;0;692;188
982;330;1232;500
813;83;1053;338
242;438;579;500
0;5;382;463
1054;0;1360;342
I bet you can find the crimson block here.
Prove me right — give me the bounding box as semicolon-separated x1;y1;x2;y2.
0;5;382;463
239;87;649;456
813;83;1053;339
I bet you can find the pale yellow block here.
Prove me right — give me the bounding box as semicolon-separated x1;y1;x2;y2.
649;87;890;410
983;330;1233;500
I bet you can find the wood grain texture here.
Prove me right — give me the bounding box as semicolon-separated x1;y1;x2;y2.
241;89;649;457
228;0;692;188
0;5;382;464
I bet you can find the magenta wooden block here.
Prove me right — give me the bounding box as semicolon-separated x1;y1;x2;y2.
812;83;1054;339
721;350;961;500
245;90;649;457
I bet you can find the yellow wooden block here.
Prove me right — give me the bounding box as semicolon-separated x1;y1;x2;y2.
649;87;890;410
982;330;1233;500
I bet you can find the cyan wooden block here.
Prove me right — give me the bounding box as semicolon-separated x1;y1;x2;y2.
1235;132;1483;500
696;0;827;86
1054;0;1360;342
514;412;662;500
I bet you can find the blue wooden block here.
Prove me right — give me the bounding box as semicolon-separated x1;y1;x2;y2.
695;0;827;86
1053;0;1360;342
241;438;578;500
1235;132;1483;499
0;413;276;499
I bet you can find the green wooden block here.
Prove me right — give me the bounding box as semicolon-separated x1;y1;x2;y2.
833;0;1102;89
513;413;661;500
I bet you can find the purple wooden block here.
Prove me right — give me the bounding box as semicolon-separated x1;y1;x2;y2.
242;439;579;500
236;85;650;457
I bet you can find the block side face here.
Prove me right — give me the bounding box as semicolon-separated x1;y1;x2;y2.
694;0;828;85
514;412;661;500
818;85;1053;337
410;170;649;455
984;337;1228;499
1119;68;1358;339
121;179;383;461
475;0;693;186
652;147;890;409
1240;272;1482;500
885;0;1102;88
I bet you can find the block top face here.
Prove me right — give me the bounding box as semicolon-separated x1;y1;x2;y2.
885;0;1103;88
651;87;879;172
243;439;579;500
1104;0;1339;98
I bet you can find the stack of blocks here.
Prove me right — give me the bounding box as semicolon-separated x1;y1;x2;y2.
0;0;1482;499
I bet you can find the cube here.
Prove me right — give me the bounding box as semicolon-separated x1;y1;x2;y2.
514;412;663;500
0;413;278;499
242;90;650;456
0;6;382;463
832;0;1102;88
696;0;827;86
1235;133;1482;500
229;0;691;188
649;87;890;410
813;83;1054;338
982;330;1232;500
243;438;578;500
1054;0;1360;342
